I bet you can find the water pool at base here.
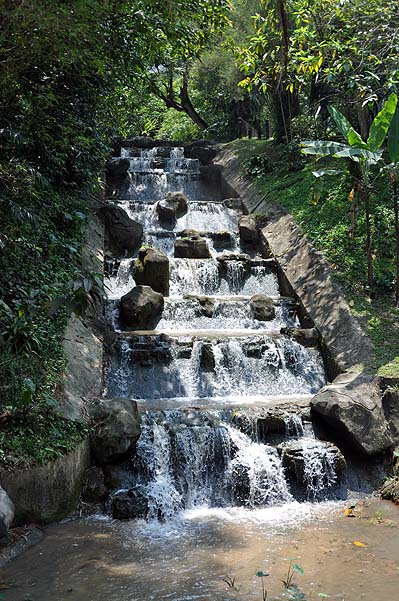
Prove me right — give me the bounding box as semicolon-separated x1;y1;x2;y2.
2;499;399;601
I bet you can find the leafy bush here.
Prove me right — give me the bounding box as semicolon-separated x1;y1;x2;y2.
244;153;274;177
157;109;202;142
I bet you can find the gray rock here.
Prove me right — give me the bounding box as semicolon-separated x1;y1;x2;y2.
184;295;215;318
134;247;169;296
100;205;143;256
281;327;320;347
189;145;218;165
210;231;235;250
156;192;188;226
175;230;211;259
200;343;215;371
81;467;108;503
127;136;154;148
120;285;164;329
91;398;141;464
380;477;399;503
381;383;399;443
198;296;215;318
278;439;346;485
103;462;136;490
0;440;90;526
0;485;15;539
105;158;130;196
250;295;276;321
106;157;130;179
111;487;148;520
311;373;393;455
223;198;242;211
239;215;259;246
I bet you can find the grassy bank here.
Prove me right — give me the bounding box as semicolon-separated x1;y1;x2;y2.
227;139;399;378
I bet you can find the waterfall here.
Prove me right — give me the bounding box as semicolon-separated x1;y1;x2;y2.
154;298;295;332
104;258;135;299
226;425;293;506
132;411;293;519
301;438;339;500
169;259;221;296
169;259;280;297
107;336;326;400
104;142;344;523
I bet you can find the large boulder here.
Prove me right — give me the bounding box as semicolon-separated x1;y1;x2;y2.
134;247;169;296
156;192;188;226
106;158;130;197
100;205;143;256
281;327;320;347
175;229;211;259
106;157;130;179
189;145;218;165
111;487;148;520
311;373;393;455
91;398;141;465
250;294;276;321
381;382;399;443
81;467;108;503
239;215;259;246
0;485;15;539
120;285;164;330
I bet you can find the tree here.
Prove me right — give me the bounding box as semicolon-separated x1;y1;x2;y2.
238;0;299;142
385;105;399;305
237;0;399;142
302;94;398;290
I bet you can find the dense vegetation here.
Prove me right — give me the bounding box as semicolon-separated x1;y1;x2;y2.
1;0;398;466
0;0;230;467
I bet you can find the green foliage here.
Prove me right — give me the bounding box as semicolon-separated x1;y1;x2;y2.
0;1;235;466
244;153;274;177
367;94;398;151
0;403;88;469
158;109;202;141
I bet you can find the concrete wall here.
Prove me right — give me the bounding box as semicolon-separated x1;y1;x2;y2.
0;441;91;525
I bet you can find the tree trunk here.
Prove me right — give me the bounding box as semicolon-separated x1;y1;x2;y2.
150;69;208;131
364;186;374;290
393;178;399;306
179;73;208;130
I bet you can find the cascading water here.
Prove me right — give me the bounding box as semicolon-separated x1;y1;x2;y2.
107;335;326;401
169;259;279;297
104;141;347;523
118;409;344;520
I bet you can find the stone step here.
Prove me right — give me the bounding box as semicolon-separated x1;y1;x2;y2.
175;294;296;304
118;328;285;339
136;395;314;414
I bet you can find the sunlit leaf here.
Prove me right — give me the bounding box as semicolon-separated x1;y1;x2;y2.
328;106;365;147
388;104;399;164
293;564;304;575
368;93;398;151
312;169;342;178
352;541;367;547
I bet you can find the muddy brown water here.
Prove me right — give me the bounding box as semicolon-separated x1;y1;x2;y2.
1;499;399;601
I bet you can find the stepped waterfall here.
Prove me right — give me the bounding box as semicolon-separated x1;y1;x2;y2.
103;143;348;521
